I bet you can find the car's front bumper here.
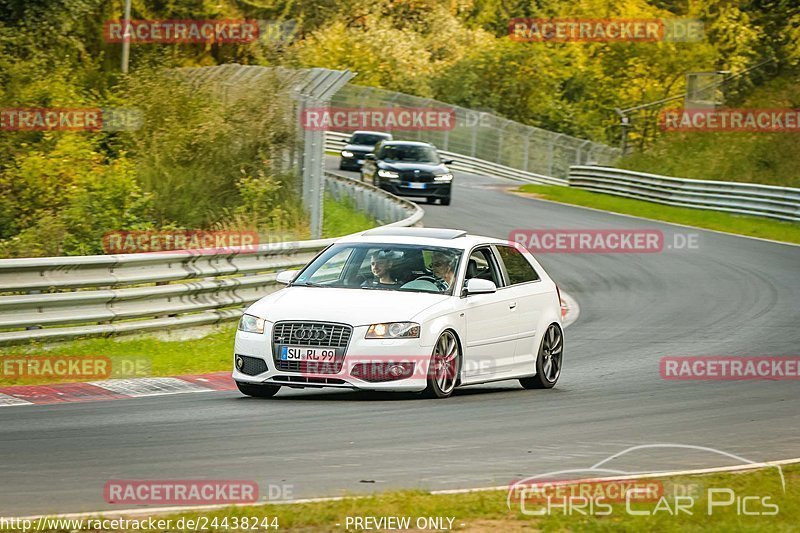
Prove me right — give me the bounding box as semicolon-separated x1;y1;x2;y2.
339;157;366;170
381;181;451;199
233;325;431;392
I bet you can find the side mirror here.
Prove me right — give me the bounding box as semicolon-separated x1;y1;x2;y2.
443;159;454;165
276;270;299;285
465;278;497;295
365;153;376;160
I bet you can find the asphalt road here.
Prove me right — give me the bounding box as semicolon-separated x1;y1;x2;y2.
1;157;798;516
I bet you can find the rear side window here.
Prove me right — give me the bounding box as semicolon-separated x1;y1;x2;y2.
497;246;539;285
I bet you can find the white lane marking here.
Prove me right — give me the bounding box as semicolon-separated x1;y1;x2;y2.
0;392;33;407
15;457;800;520
89;377;211;398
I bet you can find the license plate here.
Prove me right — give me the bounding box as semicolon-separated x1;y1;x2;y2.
280;346;336;361
406;182;426;189
357;159;365;164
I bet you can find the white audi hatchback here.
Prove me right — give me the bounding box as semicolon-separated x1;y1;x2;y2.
233;227;563;399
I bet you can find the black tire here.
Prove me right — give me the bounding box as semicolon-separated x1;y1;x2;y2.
236;381;281;398
440;196;451;206
520;323;563;389
423;330;460;398
426;196;437;204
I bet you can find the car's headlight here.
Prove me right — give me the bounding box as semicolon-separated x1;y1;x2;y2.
341;150;354;158
434;173;453;181
366;322;420;339
378;169;400;179
238;314;265;334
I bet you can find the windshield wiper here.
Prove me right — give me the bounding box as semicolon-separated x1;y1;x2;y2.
292;281;324;287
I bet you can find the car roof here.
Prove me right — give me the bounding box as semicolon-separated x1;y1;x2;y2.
336;227;507;250
351;130;392;137
363;228;466;239
379;140;434;147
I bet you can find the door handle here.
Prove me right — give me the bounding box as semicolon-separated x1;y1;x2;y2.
509;302;517;309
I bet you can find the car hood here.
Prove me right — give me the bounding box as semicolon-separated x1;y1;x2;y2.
343;144;375;152
377;161;447;173
247;286;449;326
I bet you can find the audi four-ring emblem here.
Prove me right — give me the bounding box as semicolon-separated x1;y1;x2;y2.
295;327;327;341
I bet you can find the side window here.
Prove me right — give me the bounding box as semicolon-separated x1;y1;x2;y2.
465;248;502;286
496;246;539;285
304;248;353;284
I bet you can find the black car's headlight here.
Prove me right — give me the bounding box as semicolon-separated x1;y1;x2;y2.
378;169;400;179
434;173;453;181
366;322;420;339
238;313;266;334
341;150;354;158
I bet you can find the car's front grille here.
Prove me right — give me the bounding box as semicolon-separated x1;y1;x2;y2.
275;360;342;374
273;375;348;386
272;321;352;374
398;170;434;182
273;322;351;347
236;354;268;376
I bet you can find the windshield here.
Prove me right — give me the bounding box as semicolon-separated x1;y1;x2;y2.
292;243;462;295
378;144;440;163
350;133;389;145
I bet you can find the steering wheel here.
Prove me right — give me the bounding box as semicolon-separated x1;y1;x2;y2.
412;275;449;292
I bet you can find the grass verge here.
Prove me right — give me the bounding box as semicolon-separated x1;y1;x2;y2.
17;463;796;531
516;185;800;245
322;194;376;238
0;325;237;387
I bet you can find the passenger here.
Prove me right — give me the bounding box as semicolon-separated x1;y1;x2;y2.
363;250;401;287
430;251;456;289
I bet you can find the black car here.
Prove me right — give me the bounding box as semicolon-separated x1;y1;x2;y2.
361;141;453;205
339;130;393;171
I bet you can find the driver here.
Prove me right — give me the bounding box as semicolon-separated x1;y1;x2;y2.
430;251;456;289
363;250;402;287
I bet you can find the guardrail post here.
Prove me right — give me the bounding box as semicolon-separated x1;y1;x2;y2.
577;140;591;166
522;131;531;172
547;135;562;177
470;123;478;158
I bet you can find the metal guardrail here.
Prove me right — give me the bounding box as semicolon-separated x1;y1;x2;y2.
325;132;567;186
0;173;423;345
569;166;800;222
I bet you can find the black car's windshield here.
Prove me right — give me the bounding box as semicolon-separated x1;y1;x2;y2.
292;243;462;295
350;133;388;145
378;144;440;163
